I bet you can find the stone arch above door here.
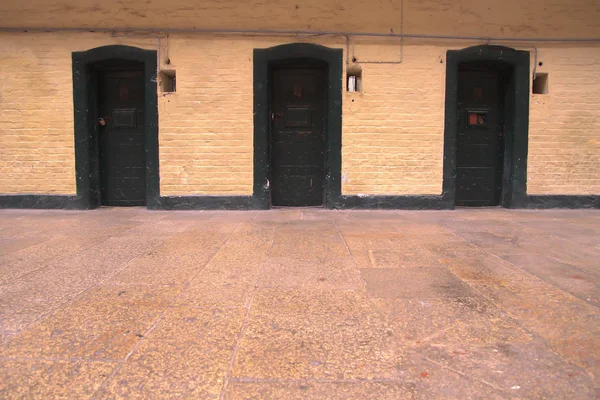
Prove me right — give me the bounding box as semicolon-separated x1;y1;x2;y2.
253;43;343;209
72;45;159;209
442;45;530;209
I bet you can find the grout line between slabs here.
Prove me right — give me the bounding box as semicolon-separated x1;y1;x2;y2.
423;356;510;394
219;223;277;400
230;377;411;384
8;234;178;335
90;221;244;399
0;355;121;364
432;224;600;374
0;227;142;287
440;224;600;311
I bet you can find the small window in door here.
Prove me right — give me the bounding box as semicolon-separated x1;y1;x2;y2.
113;109;137;128
467;110;487;127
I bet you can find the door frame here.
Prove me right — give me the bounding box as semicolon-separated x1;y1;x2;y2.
253;43;343;209
442;45;530;209
72;45;159;209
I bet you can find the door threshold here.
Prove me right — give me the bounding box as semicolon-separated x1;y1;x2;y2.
270;205;325;209
454;205;502;209
99;205;147;209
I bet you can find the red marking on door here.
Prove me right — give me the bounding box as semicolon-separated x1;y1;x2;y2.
469;112;478;125
293;84;302;97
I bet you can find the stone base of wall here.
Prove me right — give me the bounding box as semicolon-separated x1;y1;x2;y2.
2;194;598;210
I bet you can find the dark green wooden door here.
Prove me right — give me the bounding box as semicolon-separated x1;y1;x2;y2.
456;68;504;206
270;67;326;207
99;69;146;206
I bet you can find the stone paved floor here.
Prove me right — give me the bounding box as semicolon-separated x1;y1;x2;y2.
0;208;599;399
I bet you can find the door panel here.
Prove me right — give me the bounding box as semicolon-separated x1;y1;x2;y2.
271;67;326;207
99;70;146;206
456;68;504;207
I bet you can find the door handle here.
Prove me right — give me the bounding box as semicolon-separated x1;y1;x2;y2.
271;112;284;121
98;116;111;126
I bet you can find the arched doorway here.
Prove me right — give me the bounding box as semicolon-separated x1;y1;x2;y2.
253;43;343;209
72;45;159;209
442;45;530;209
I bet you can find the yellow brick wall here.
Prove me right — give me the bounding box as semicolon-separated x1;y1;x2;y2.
342;38;447;195
158;36;255;195
160;36;448;195
528;45;600;195
0;35;76;194
0;0;599;196
0;34;157;194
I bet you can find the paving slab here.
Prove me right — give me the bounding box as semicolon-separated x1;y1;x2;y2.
96;305;245;399
0;208;598;399
372;297;530;346
0;359;116;399
258;257;363;291
223;381;414;400
413;341;599;399
232;289;405;380
0;235;169;332
360;267;475;299
1;284;181;360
